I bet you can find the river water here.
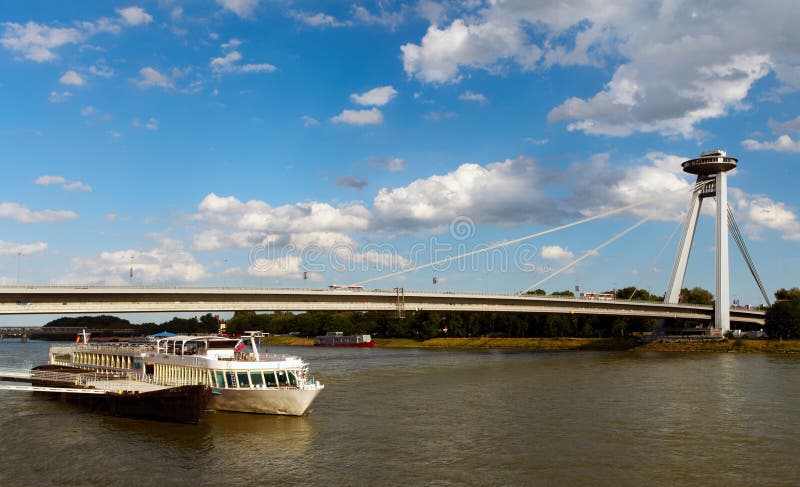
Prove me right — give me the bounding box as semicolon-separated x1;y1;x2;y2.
0;340;798;486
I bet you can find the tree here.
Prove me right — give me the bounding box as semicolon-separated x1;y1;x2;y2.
681;287;714;305
525;289;547;296
765;288;800;339
549;290;575;298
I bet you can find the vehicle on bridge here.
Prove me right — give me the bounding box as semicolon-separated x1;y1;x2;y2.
328;284;365;291
48;333;324;416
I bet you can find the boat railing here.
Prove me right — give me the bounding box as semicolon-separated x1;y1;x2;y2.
50;344;155;354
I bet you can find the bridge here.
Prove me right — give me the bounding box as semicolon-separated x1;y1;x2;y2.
0;286;765;325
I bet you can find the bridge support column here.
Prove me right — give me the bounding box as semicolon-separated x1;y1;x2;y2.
715;171;730;335
665;150;737;335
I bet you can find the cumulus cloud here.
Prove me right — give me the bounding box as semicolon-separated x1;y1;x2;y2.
116;6;153;26
350;86;397;106
0;240;47;256
216;0;259;18
459;91;487;103
191;193;371;252
0;22;83;62
331;108;384;125
210;43;276;74
373;155;570;230
1;10;152;62
0;202;78;222
134;67;173;89
336;176;368;190
62;245;208;285
742;134;800;152
730;188;800;241
290;11;348;28
401;1;800;138
59;70;85;86
301;115;320;127
352;4;405;29
541;245;575;262
566;152;693;221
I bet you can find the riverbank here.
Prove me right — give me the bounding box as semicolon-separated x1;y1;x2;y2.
261;336;800;353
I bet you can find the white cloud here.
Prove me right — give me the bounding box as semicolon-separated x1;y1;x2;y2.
401;1;800;137
59;70;85;86
49;91;72;103
216;0;259;18
0;22;83;62
0;240;47;256
459;90;487;103
373;155;569;230
769;116;800;133
352;4;405;30
541;245;575;262
88;64;114;78
210;46;276;74
742;134;800;153
290;11;348;28
81;105;97;116
35;175;92;192
63;245;208;285
566;152;693;221
730;188;800;241
134;67;173;89
331;108;384;125
107;130;122;138
0;202;78;223
401;18;541;84
301;115;320;127
192;193;371;252
133;117;160;130
350;86;397;106
372;157;406;172
116;6;153;26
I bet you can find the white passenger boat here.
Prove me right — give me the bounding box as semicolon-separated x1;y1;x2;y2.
48;333;324;416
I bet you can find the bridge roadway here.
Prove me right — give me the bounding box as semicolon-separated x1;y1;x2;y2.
0;286;765;325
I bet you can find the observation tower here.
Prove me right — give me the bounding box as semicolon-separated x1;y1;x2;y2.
666;149;738;335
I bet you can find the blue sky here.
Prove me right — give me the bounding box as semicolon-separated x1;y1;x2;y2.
1;0;799;318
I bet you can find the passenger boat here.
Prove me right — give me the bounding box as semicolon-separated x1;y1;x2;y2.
47;332;324;416
313;332;375;347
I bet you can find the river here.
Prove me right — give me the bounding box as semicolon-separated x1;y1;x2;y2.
0;340;798;486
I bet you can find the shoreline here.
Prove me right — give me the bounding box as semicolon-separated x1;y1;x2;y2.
262;336;800;353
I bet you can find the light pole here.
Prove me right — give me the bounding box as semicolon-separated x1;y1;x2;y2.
16;252;21;286
223;258;228;287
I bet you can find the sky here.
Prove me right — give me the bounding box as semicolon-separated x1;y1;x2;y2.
1;0;800;324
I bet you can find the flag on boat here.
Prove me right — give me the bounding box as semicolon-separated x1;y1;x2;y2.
234;340;245;352
75;334;81;343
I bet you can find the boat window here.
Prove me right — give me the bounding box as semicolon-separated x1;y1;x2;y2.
250;371;264;387
277;370;288;387
215;371;225;388
264;372;277;388
226;371;237;388
236;371;250;388
288;371;297;386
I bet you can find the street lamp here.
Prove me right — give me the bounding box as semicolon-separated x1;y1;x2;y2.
16;252;21;286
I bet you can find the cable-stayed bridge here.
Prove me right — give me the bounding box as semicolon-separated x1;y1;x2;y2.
0;286;765;325
0;150;772;333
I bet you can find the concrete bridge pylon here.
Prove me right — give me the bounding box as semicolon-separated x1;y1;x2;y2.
665;149;738;335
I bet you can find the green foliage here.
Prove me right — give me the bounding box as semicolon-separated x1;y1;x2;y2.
525;289;547;296
44;315;132;329
681;287;714;305
765;288;800;339
549;290;575;298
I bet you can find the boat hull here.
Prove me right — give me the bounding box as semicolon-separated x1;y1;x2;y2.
209;387;323;416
